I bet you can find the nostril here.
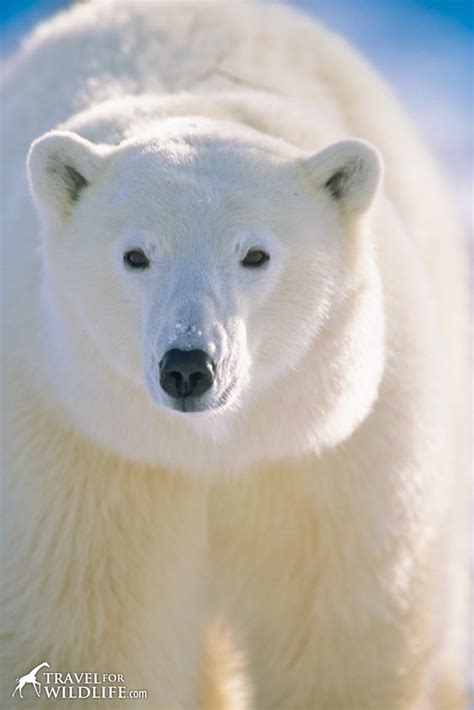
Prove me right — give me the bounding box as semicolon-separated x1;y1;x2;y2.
159;349;215;400
188;371;209;397
164;370;185;397
189;372;203;389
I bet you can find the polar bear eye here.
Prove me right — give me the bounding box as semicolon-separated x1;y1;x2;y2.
124;249;150;270
241;249;270;268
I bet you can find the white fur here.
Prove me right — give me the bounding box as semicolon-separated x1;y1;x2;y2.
1;1;468;707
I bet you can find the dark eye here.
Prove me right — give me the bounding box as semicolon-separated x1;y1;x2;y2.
241;249;270;268
124;249;150;270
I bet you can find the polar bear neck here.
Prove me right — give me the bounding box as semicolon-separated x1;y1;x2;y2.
60;90;346;157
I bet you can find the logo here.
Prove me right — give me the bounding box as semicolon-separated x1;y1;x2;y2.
11;663;147;701
12;662;50;699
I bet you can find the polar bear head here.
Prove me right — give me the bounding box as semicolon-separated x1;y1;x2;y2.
28;117;384;470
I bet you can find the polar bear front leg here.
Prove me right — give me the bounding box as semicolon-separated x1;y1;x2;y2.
1;393;208;709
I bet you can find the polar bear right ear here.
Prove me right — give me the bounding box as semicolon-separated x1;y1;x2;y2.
27;130;108;230
307;139;383;217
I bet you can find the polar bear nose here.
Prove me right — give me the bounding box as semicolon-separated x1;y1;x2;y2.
159;348;215;399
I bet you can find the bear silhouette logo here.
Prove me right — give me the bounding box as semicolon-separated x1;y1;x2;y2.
11;662;50;699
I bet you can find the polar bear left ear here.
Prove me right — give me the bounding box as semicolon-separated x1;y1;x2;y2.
27;130;108;230
307;139;383;216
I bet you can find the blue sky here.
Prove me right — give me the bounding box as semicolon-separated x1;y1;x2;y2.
1;0;472;223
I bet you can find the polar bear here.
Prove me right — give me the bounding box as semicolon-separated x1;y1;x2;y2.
1;0;468;708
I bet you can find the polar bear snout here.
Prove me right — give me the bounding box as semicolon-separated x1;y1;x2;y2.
159;348;215;401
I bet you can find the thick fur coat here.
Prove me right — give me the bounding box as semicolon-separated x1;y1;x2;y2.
1;1;468;707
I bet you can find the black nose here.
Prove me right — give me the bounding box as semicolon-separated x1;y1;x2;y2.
159;349;215;399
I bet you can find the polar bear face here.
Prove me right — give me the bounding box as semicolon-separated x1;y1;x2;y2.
28;118;384;460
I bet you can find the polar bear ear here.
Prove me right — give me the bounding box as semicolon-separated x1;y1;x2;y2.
27;130;107;229
307;139;383;216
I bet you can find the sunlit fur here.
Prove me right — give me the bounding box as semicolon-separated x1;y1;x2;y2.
1;1;468;708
